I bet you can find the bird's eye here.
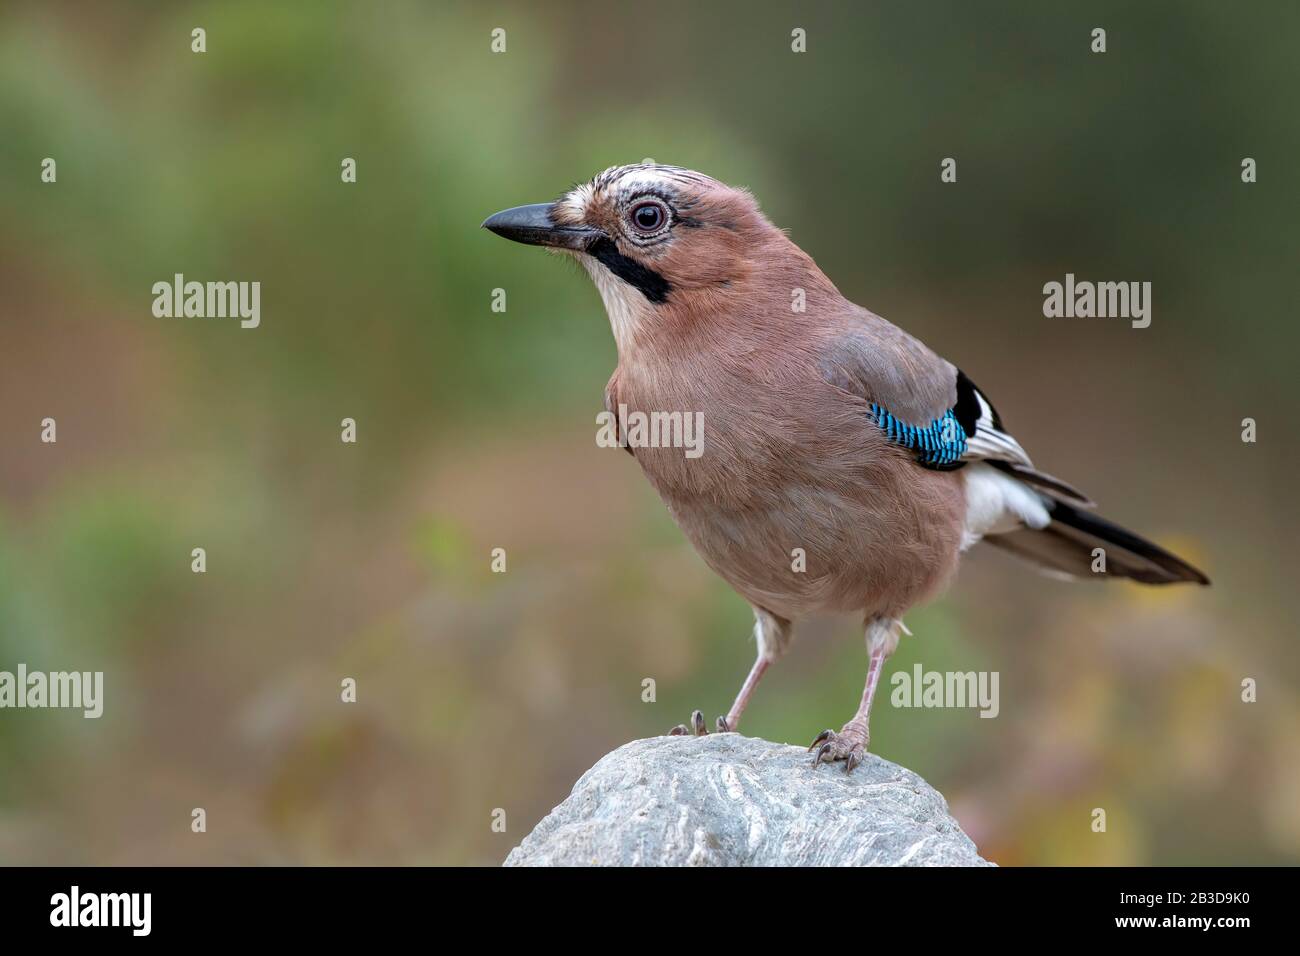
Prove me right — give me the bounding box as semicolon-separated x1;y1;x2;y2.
629;200;668;235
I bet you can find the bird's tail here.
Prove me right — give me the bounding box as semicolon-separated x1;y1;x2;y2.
982;497;1210;586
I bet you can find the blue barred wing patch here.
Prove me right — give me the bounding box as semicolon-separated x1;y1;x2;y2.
869;403;967;468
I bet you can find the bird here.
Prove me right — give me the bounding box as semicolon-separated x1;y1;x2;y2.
482;163;1209;772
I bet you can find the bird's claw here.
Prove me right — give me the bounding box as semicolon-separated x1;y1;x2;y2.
808;728;868;773
808;729;834;750
669;710;708;736
669;709;730;737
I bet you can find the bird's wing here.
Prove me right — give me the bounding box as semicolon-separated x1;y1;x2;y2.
819;315;1093;504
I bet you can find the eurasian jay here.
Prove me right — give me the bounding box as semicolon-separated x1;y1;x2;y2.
483;164;1209;771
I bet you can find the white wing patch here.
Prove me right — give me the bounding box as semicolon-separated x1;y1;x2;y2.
962;462;1051;550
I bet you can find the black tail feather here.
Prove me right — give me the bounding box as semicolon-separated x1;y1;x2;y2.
984;499;1209;586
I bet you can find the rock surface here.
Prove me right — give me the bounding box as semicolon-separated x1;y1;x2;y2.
504;733;991;867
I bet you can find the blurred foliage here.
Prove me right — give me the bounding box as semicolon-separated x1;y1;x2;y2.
0;0;1297;864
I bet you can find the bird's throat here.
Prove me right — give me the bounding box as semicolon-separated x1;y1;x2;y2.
578;252;662;356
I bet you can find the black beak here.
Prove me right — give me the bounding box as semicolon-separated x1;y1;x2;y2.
481;202;599;251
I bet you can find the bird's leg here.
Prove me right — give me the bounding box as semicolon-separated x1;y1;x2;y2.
718;655;770;732
810;616;904;772
669;608;792;736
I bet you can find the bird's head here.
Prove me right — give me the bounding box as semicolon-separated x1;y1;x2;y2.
483;164;817;353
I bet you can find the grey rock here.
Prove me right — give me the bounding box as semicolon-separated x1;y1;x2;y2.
505;733;992;867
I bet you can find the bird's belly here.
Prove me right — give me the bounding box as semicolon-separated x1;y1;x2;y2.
616;369;967;619
661;474;965;620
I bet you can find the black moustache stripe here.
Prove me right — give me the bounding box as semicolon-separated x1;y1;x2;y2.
588;237;672;304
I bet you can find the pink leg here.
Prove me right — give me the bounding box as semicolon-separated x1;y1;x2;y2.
810;617;901;772
837;645;886;742
669;609;791;737
720;656;770;731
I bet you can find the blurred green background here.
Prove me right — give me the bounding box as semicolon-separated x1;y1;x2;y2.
1;0;1297;865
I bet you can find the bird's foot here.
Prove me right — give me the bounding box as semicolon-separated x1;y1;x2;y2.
808;724;869;773
668;710;732;736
